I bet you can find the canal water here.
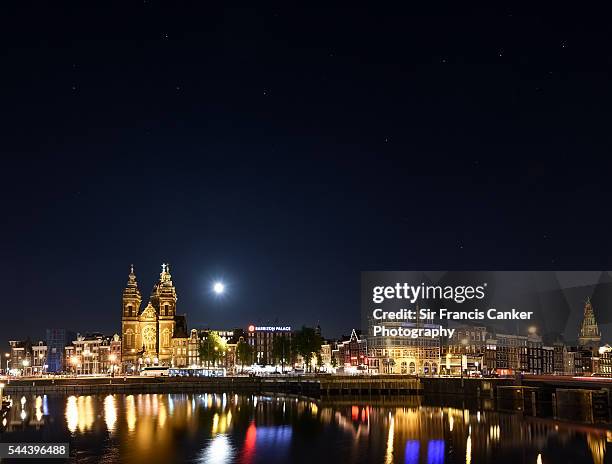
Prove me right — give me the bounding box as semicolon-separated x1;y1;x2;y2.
0;393;609;463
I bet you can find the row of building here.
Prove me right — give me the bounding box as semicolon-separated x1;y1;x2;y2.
365;298;611;377
4;265;611;377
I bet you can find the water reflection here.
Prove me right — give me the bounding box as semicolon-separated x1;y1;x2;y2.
0;392;609;464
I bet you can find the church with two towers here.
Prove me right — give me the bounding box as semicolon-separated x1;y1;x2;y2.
121;264;186;370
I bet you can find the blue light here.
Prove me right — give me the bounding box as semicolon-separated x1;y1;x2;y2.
427;440;445;464
405;440;420;464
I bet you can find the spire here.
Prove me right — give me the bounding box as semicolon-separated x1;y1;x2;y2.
578;297;601;349
160;262;172;284
127;264;138;287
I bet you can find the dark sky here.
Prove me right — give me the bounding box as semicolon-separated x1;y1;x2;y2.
2;5;612;346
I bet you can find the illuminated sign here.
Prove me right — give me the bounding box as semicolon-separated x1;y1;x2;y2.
251;326;291;332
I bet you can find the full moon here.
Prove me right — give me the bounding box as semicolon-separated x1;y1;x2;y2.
213;282;225;294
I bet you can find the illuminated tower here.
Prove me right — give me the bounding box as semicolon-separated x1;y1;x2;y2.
121;264;142;368
578;298;601;350
151;263;177;363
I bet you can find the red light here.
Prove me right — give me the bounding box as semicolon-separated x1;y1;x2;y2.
248;325;255;332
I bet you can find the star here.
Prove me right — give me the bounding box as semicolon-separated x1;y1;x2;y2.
497;48;504;57
162;33;169;40
560;40;568;49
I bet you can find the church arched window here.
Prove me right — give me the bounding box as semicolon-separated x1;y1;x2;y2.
164;304;169;316
142;326;156;351
162;328;170;347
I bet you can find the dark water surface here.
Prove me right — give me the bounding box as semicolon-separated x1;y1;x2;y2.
0;393;609;463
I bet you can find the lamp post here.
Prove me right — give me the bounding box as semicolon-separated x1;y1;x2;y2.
4;353;9;377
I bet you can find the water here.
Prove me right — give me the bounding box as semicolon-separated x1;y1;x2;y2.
0;393;610;463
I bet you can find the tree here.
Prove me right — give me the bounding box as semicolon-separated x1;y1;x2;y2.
272;336;292;373
236;338;253;373
293;326;324;373
199;331;224;368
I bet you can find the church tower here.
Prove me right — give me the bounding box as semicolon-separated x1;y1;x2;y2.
152;263;177;363
578;298;601;351
121;265;142;368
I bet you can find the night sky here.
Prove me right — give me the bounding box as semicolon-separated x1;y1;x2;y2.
2;5;612;346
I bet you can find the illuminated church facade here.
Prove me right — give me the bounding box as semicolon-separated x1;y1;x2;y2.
121;264;184;369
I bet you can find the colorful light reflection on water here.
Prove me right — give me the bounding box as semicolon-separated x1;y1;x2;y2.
0;393;609;464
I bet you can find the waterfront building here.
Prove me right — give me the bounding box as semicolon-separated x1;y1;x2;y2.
45;328;76;373
598;345;612;376
443;326;487;375
334;329;367;372
553;342;565;374
188;329;200;367
65;333;121;375
171;315;189;368
247;324;292;366
367;315;441;375
31;341;47;375
526;333;544;374
121;264;185;371
320;343;332;370
563;347;576;375
8;340;32;375
542;345;554;374
578;298;601;351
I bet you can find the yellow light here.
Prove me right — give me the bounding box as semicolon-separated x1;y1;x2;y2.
109;354;117;363
104;395;117;432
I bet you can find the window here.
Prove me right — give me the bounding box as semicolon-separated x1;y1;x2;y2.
142;326;156;351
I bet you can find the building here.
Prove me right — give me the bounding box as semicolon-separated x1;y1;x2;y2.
31;341;48;375
65;333;121;375
526;333;544;374
320;343;332;370
563;347;576;375
171;315;189;368
247;324;292;366
367;315;441;375
334;329;367;372
121;264;184;371
542;345;554;374
578;298;601;351
598;345;612;376
443;326;487;376
45;329;76;373
8;340;32;375
553;342;565;375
